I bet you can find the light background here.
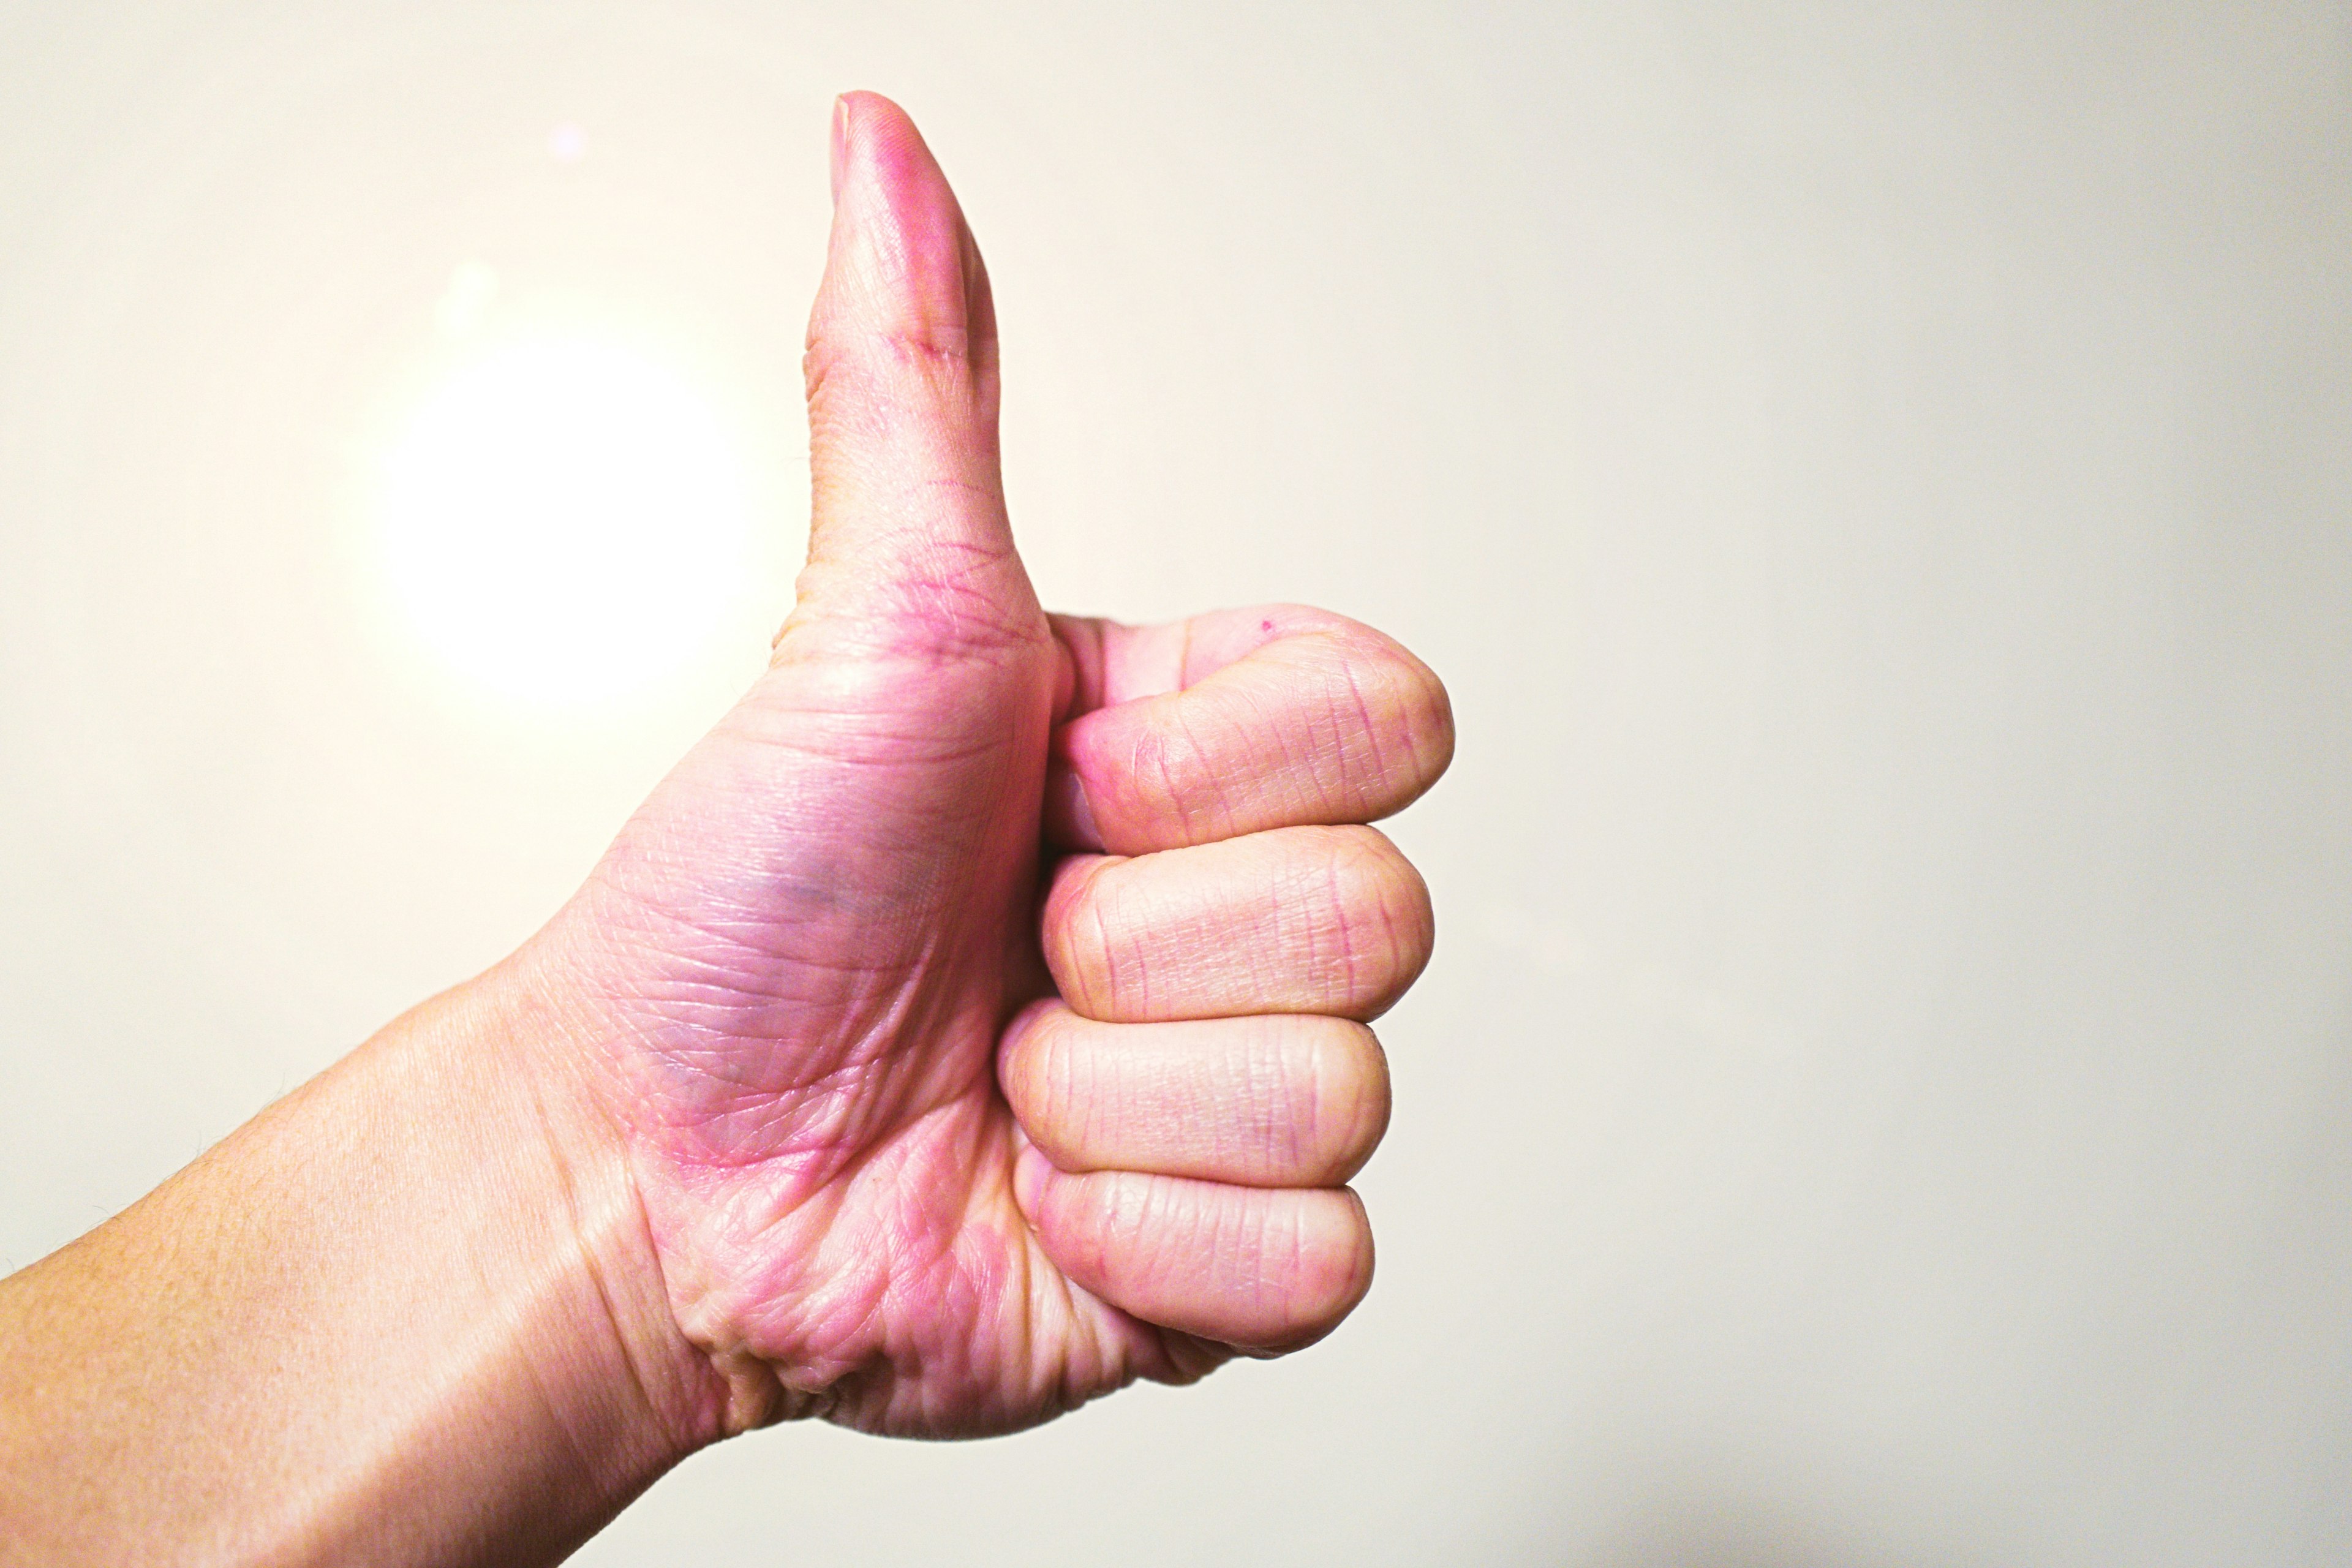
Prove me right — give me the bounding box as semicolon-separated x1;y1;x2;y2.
2;3;2348;1564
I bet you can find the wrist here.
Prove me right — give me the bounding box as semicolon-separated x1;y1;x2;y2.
438;955;737;1468
0;954;728;1566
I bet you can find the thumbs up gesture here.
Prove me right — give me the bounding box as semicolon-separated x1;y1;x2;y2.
534;93;1454;1439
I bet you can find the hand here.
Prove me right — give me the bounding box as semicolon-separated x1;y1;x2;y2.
519;92;1453;1439
0;90;1453;1562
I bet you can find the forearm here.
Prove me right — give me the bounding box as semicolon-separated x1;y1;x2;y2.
0;967;715;1567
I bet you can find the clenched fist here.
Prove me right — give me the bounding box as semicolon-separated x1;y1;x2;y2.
518;92;1454;1438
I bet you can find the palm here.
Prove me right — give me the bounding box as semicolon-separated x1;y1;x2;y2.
530;95;1450;1443
570;597;1136;1436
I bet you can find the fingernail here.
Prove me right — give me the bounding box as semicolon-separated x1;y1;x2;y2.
1045;763;1102;850
1011;1144;1049;1226
828;96;850;206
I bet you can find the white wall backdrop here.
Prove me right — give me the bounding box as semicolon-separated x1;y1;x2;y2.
2;4;2347;1563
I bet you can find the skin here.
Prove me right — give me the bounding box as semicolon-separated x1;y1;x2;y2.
0;93;1452;1565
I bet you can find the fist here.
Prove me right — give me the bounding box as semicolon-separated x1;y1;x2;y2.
524;93;1452;1439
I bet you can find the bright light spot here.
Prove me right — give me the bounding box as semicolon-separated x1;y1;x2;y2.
548;122;587;163
374;334;752;704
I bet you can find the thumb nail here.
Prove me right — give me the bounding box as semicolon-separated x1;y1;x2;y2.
828;96;850;206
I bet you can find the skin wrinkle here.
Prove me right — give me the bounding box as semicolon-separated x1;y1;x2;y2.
1366;859;1426;1015
854;571;1028;655
1251;686;1326;827
1048;859;1104;1017
1202;695;1263;829
1129;703;1212;842
510;1090;679;1477
1332;652;1389;802
1303;842;1347;1006
1033;1022;1072;1162
806;322;986;390
1093;881;1132;1019
598;944;931;1094
655;975;973;1159
774;590;1046;669
655;1057;903;1169
583;842;859;945
1303;685;1357;816
1336;827;1420;1011
1294;1027;1325;1180
1321;845;1368;1009
711;705;1033;774
1020;1016;1068;1165
1072;1028;1105;1177
1277;1201;1308;1321
600;941;907;1013
690;1106;1003;1420
1132;1190;1175;1308
581;799;1001;992
758;641;1038;697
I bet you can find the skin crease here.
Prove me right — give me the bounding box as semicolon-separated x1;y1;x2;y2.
0;91;1451;1566
519;93;1455;1439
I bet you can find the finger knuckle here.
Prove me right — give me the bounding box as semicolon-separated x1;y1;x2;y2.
1003;1009;1089;1163
1320;628;1454;810
1317;827;1437;1018
1269;1191;1375;1342
1299;1020;1390;1183
1040;856;1125;1017
1124;705;1224;838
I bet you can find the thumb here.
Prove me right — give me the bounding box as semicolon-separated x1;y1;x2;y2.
796;92;1027;631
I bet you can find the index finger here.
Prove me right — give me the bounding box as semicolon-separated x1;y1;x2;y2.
1044;605;1453;853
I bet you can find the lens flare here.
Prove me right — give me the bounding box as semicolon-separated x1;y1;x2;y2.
372;334;752;704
